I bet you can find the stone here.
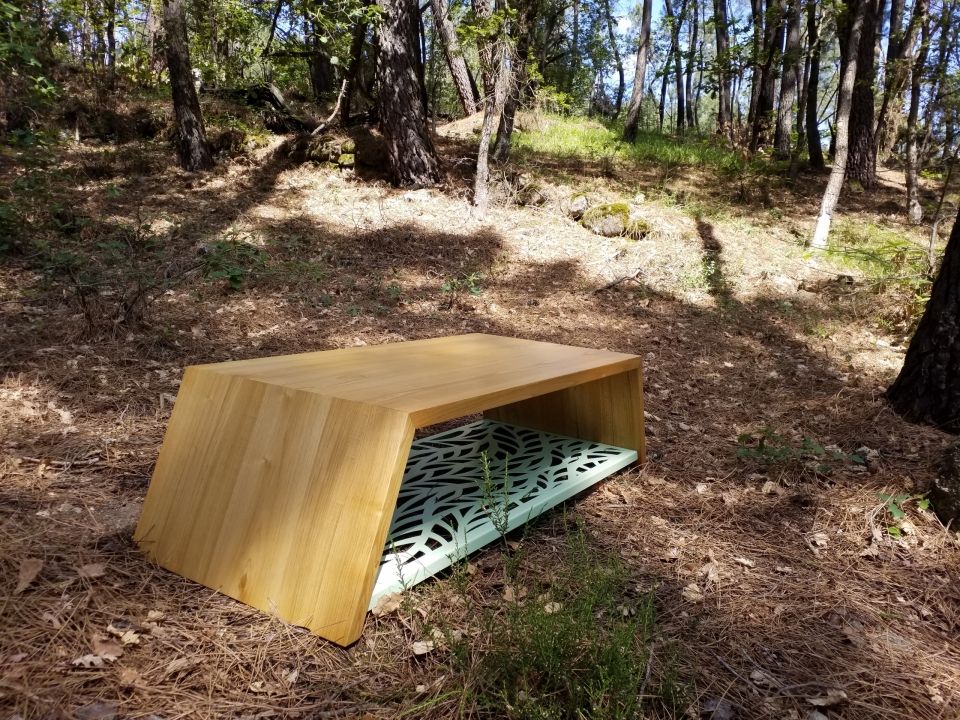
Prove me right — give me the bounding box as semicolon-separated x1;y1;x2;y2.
568;194;589;220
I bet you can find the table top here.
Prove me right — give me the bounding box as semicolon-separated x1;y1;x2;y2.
192;333;640;426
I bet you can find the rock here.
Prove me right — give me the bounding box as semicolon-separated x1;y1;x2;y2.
581;202;651;239
568;194;589;220
933;441;960;525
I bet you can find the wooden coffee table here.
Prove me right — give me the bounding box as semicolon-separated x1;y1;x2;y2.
135;334;644;645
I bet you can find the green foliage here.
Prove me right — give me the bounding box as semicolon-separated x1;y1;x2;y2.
201;237;264;290
440;271;485;307
513;115;745;173
580;202;651;239
826;220;930;281
736;427;865;474
878;492;930;537
477;451;512;543
471;524;673;719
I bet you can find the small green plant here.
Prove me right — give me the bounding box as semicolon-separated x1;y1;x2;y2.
878;492;930;537
201;237;264;290
478;451;512;544
736;427;865;474
440;271;485;308
472;523;674;719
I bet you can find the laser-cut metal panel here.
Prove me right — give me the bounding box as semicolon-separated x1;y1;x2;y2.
370;421;637;606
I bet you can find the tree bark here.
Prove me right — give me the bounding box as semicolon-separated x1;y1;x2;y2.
105;0;116;87
623;0;652;140
602;0;625;115
161;0;214;171
888;207;960;431
664;0;687;133
811;0;866;248
712;0;732;136
906;0;930;224
746;0;764;131
472;0;509;211
493;0;536;163
341;12;369;125
774;0;801;158
684;0;698;129
431;0;479;115
750;0;784;152
846;0;879;188
874;0;918;160
377;0;441;185
805;0;824;168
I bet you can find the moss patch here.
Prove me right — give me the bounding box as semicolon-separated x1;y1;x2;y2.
581;202;650;240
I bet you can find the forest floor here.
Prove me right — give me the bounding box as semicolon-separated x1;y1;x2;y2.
2;108;960;720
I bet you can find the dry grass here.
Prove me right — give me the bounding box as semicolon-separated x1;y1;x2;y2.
1;120;959;719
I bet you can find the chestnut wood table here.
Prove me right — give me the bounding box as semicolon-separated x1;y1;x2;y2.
135;334;644;645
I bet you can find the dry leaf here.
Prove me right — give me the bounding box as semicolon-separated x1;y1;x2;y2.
15;558;43;594
107;623;141;646
146;610;165;622
371;593;402;617
543;602;562;614
702;696;735;720
502;586;516;602
164;656;199;676
41;611;62;628
91;635;123;661
682;583;704;603
806;689;848;707
72;654;108;669
118;667;141;687
775;565;793;574
734;557;756;568
280;667;299;686
749;669;776;688
411;639;435;656
77;563;107;579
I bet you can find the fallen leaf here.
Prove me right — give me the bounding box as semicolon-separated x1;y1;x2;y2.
371;593;402;617
77;563;107;579
72;654;107;669
164;656;199;676
280;667;299;686
774;565;793;574
118;667;141;687
41;611;62;628
543;602;562;614
107;623;141;646
761;480;779;495
411;640;435;656
734;557;756;568
502;585;516;602
749;668;776;688
806;689;848;707
91;635;123;661
15;558;43;594
682;583;704;603
146;610;165;622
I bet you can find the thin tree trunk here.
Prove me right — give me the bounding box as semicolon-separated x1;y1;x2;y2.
601;0;625;115
774;0;801;158
569;0;579;93
472;0;509;211
105;0;116;87
493;1;536;162
161;0;214;171
846;0;879;188
906;0;930;224
747;0;764;131
805;0;824;168
811;0;866;248
431;0;478;115
887;206;960;431
623;0;652;140
377;0;441;185
874;0;916;160
664;0;687;133
750;0;784;152
712;0;732;135
341;12;369;125
684;0;698;129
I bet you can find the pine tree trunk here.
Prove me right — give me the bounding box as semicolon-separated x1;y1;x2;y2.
805;0;824;169
431;0;478;116
773;0;801;158
161;0;214;171
493;3;535;163
846;0;878;188
746;0;763;131
888;207;960;431
750;0;784;152
712;0;732;135
602;0;625;115
472;0;508;211
684;0;698;129
811;0;865;248
106;0;116;87
623;0;652;140
341;10;369;125
905;0;930;224
377;0;440;185
664;0;686;133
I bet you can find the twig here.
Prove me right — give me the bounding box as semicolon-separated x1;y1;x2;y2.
593;268;643;293
311;80;349;136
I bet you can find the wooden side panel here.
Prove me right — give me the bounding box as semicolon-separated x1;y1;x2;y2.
135;367;414;646
484;368;646;461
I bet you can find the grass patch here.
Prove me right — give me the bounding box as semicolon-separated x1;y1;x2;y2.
512;115;746;173
825;220;929;280
459;522;682;719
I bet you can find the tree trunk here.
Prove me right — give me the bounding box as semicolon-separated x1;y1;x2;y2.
161;0;214;171
874;0;917;160
664;0;687;133
906;0;930;224
493;1;536;163
746;0;764;131
341;12;369;125
750;0;784;152
602;0;625;115
623;0;652;140
569;0;579;93
888;207;960;431
684;0;698;129
774;0;801;158
712;0;732;135
431;0;478;115
811;0;866;248
308;19;336;101
472;0;509;211
105;0;116;87
846;0;879;188
377;0;441;185
805;0;824;168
